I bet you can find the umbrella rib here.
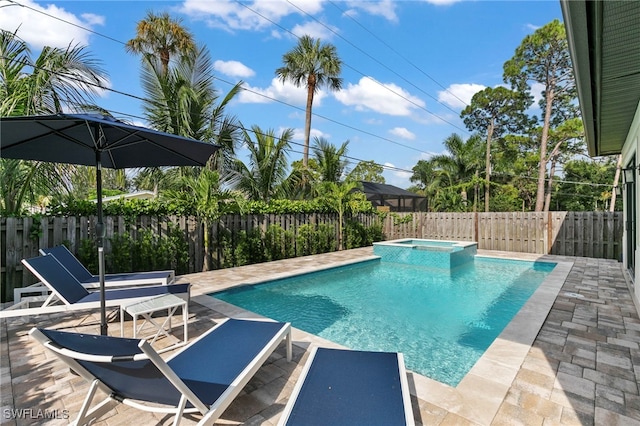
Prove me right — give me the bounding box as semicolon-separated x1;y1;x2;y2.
107;131;215;166
4;121;92;152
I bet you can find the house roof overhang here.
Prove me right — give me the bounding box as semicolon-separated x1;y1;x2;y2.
560;0;640;157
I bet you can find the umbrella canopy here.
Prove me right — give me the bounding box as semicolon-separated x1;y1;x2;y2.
0;113;218;168
1;113;220;334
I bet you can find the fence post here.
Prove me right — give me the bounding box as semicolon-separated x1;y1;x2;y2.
474;212;479;243
547;211;552;254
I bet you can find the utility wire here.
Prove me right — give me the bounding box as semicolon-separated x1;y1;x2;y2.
56;96;418;176
4;0;126;46
235;0;467;134
3;0;440;157
286;0;466;117
327;0;470;108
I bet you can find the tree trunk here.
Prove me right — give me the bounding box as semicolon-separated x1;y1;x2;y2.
543;142;563;213
610;154;622;212
473;171;479;213
303;75;316;167
535;87;555;211
485;120;495;212
202;219;210;272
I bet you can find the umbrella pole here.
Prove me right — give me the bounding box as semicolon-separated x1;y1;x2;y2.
96;151;107;336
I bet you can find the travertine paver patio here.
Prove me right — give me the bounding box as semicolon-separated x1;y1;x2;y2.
1;247;639;425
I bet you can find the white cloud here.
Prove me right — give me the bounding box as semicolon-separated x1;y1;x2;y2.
291;21;338;40
389;127;416;140
180;0;324;31
438;83;485;109
383;162;413;188
0;0;104;48
213;60;255;78
292;127;327;142
334;77;425;116
344;0;398;22
530;82;545;107
365;118;383;125
238;78;326;106
423;0;463;5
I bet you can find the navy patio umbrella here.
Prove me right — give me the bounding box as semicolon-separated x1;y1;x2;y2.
0;113;220;334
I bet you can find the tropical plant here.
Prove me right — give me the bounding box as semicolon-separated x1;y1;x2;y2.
315;180;363;250
1;29;107;116
0;29;108;215
125;11;196;76
410;159;446;211
132;29;242;192
312;137;349;183
162;166;244;271
235;126;292;202
276;35;343;167
429;134;484;211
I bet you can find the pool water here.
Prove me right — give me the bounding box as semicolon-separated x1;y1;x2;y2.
212;257;556;386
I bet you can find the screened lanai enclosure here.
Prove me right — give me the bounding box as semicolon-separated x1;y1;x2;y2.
360;182;427;212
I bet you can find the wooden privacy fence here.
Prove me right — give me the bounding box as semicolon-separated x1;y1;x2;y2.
382;211;623;259
1;211;622;302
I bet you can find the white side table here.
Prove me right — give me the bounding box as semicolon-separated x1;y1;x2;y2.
120;294;188;352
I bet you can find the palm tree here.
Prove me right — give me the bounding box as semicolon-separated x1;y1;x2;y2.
276;35;342;167
315;180;362;250
125;11;196;76
235;126;292;202
136;43;242;192
163;166;243;271
312;137;349;183
1;29;107;116
430;134;484;211
0;29;108;214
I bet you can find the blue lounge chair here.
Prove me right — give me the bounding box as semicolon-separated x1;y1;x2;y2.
40;245;175;288
278;347;415;426
30;318;292;425
19;254;189;312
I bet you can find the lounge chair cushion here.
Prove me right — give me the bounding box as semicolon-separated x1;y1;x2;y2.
283;348;410;425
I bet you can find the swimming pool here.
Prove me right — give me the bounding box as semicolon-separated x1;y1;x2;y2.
212;257;556;386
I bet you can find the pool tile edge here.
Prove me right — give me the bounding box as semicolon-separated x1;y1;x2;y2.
427;258;574;425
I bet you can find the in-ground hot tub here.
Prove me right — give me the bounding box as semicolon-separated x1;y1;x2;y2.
373;238;477;269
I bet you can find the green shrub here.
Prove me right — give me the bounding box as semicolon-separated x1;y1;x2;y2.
233;228;265;266
99;225;190;275
264;224;295;261
76;238;99;274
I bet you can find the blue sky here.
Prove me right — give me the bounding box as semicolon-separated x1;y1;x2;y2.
1;0;563;188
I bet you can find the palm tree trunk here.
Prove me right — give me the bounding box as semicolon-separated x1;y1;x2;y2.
303;77;316;167
202;219;210;272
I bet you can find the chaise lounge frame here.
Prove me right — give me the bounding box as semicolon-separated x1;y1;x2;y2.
30;318;292;426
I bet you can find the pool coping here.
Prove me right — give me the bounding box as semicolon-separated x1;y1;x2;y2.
194;250;573;425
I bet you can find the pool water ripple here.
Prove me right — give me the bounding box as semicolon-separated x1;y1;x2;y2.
213;257;555;386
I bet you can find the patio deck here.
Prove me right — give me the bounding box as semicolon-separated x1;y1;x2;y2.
1;247;639;425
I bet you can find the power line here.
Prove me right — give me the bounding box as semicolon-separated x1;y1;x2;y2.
235;0;468;134
4;0;440;158
327;0;470;108
4;0;125;46
287;0;466;117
